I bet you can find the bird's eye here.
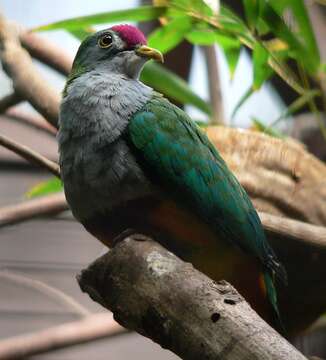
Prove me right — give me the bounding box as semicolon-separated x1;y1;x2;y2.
98;34;113;48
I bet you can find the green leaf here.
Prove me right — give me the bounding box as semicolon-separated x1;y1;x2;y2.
268;55;305;94
224;46;241;78
186;29;218;45
268;0;320;66
69;28;94;41
287;0;320;69
243;0;260;31
253;42;272;89
260;3;318;74
166;0;215;17
26;178;63;198
186;29;238;47
33;6;167;31
148;16;193;54
283;89;320;118
184;4;306;94
320;63;326;74
231;86;254;120
251;117;285;138
186;29;241;76
141;62;212;115
269;89;320;127
218;6;252;37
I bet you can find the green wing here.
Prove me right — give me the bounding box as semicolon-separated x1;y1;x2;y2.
128;94;286;283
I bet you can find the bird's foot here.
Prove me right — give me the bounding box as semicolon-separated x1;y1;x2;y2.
131;233;151;242
112;228;136;247
112;229;150;247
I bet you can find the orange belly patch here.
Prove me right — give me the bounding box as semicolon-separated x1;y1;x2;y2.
150;199;271;322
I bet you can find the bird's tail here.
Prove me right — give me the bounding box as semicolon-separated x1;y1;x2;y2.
263;271;286;336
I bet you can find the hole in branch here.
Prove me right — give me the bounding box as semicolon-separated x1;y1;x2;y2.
224;298;236;305
211;312;220;323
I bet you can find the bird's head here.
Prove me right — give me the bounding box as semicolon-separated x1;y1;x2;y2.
70;25;163;79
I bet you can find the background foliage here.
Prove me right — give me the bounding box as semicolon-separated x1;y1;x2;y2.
35;0;325;128
30;0;326;196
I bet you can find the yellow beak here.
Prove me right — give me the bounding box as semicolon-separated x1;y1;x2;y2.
136;45;164;63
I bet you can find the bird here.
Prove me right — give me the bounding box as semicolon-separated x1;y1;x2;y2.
58;24;287;331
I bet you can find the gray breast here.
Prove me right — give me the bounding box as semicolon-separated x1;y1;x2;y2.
58;71;155;221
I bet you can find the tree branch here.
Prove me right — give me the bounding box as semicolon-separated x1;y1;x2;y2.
78;237;308;360
0;192;68;227
4;108;57;136
0;270;89;317
260;212;326;249
0;313;126;360
0;133;60;177
0;92;22;113
0;185;324;251
0;14;60;127
20;31;73;76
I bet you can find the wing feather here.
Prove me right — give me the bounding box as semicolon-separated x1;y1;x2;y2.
128;95;286;284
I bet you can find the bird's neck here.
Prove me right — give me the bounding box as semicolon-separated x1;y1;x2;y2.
59;70;153;144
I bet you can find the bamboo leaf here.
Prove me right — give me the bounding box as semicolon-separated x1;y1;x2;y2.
253;42;272;89
218;6;252;36
33;6;167;31
26;178;63;198
186;29;239;47
166;0;215;17
184;4;306;94
186;30;241;76
69;28;94;41
251;117;285;138
202;0;220;14
231;86;254;120
283;89;320;118
148;16;193;53
186;29;218;45
267;55;305;94
141;62;212;115
243;0;260;31
321;63;326;74
260;3;318;74
224;46;241;78
264;38;288;53
270;89;321;127
287;0;320;69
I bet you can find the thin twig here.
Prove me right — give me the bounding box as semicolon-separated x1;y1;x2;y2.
0;270;90;317
0;133;60;177
0;192;68;228
0;313;126;360
4;108;57;136
0;14;60;127
0;92;22;113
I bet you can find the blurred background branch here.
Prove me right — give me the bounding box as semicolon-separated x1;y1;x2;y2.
0;313;126;360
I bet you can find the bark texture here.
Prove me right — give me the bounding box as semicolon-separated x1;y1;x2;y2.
78;237;308;360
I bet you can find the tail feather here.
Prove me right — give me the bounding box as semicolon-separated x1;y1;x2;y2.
266;253;288;286
263;271;286;335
